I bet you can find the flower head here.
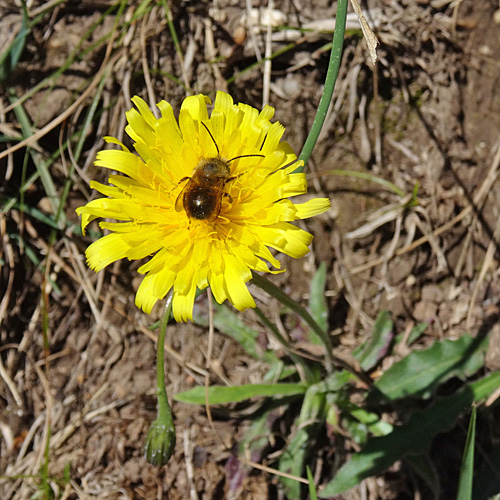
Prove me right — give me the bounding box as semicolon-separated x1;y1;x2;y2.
77;91;330;321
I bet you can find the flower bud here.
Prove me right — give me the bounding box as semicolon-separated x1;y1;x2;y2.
144;418;176;466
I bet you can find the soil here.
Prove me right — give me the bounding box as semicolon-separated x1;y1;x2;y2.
2;0;500;499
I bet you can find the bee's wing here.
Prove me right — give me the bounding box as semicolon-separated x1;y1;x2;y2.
205;179;227;222
175;177;191;213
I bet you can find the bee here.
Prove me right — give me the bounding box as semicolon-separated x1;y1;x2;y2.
175;157;234;222
176;123;264;222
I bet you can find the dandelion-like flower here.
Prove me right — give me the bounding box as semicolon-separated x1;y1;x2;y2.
77;91;330;321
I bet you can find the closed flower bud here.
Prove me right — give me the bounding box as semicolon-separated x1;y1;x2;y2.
144;418;176;466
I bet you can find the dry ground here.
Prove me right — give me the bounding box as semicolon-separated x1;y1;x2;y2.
2;0;500;498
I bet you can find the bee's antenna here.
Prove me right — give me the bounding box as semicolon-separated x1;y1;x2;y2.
259;133;268;151
228;154;265;163
201;122;219;155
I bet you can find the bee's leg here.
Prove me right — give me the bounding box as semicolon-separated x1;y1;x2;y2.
213;192;234;222
222;192;233;203
225;172;243;184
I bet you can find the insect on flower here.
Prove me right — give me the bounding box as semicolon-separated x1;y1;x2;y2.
76;91;331;322
175;123;264;222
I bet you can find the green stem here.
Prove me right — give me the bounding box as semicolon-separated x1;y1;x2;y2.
297;0;348;172
251;272;334;373
156;294;174;425
144;294;176;466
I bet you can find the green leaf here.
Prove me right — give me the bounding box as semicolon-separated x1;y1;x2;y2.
395;322;428;346
405;454;440;500
354;311;393;371
472;440;500;500
318;370;356;393
195;303;280;367
277;372;353;498
307;466;319;500
216;303;281;365
0;2;29;81
174;383;306;405
327;169;405;198
456;406;476;500
214;302;260;358
62;461;71;484
9;89;65;226
251;272;333;372
238;404;276;457
253;306;311;381
319;371;500;497
263;359;297;383
370;334;488;401
309;262;328;344
342;413;368;445
340;401;393;437
231;404;283;489
279;384;327;499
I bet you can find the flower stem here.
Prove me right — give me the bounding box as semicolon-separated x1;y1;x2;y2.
144;294;176;466
156;294;173;422
251;271;334;373
297;0;348;172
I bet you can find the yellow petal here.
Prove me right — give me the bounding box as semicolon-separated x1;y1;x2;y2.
181;94;211;121
295;198;331;219
223;253;255;311
86;233;129;272
259;223;313;259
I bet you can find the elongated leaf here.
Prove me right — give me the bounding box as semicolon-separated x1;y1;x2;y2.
0;3;29;81
395;322;428;346
10;234;61;294
309;262;328;343
174;383;306;405
9;90;65;225
238;404;276;458
279;384;327;499
278;372;353;498
229;405;279;492
319;371;500;497
307;466;319;500
253;306;308;381
456;406;476;500
405;454;440;500
370;334;488;401
251;272;332;366
472;441;500;500
213;303;281;365
354;311;393;371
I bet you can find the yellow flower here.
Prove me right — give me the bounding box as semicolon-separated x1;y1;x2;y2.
77;91;330;322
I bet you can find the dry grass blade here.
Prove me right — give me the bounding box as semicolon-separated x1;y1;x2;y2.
0;32;120;161
262;0;273;107
0;356;22;406
348;139;500;276
349;0;379;64
466;215;500;329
